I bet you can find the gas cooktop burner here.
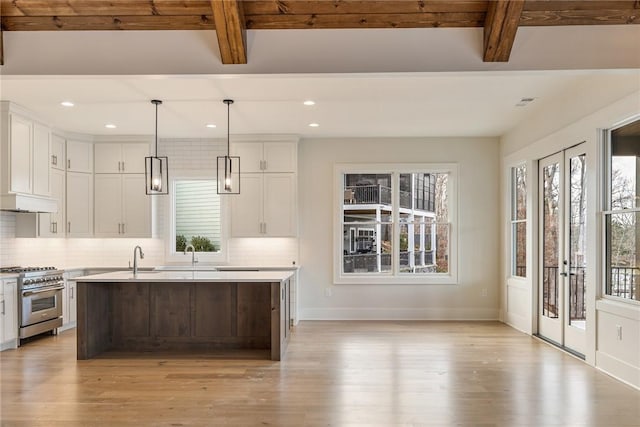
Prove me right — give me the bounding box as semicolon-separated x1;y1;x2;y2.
0;266;57;273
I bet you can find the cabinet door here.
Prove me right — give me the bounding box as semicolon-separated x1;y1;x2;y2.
2;280;18;344
66;140;93;173
122;174;151;237
231;142;263;173
51;134;66;171
94;144;122;173
39;169;65;237
263;142;296;173
67;172;93;236
230;174;263;237
263;173;297;237
121;143;149;174
94;174;123;236
32;123;51;196
9;114;32;194
68;281;77;324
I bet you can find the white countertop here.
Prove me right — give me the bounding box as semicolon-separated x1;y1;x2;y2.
75;270;294;283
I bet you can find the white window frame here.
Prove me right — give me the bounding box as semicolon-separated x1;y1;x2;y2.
602;116;640;305
164;174;230;264
510;164;527;279
334;163;458;285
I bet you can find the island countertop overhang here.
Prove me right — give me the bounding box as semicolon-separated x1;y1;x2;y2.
75;270;294;283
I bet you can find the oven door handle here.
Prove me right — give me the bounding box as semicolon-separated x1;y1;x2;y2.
22;285;65;296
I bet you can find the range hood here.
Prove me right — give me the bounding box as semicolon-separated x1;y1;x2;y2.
0;193;58;213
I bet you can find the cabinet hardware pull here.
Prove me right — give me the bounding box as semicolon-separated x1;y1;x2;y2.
51;221;54;234
54;222;57;234
264;160;267;170
263;223;267;234
118;161;121;171
51;155;56;165
122;223;125;234
68;222;71;233
67;159;71;169
1;300;5;315
122;161;125;171
70;287;74;299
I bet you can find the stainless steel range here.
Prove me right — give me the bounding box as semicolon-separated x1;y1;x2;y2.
0;267;64;341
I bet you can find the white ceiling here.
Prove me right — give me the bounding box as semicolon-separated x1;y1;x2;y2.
0;25;638;139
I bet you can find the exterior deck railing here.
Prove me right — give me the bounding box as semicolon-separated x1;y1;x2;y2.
345;185;412;208
343;250;435;273
609;266;639;300
542;266;586;321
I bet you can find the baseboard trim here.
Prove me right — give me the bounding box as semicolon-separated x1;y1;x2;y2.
596;351;640;390
300;307;500;321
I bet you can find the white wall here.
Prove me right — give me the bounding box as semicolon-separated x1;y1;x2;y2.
500;88;640;389
298;137;500;320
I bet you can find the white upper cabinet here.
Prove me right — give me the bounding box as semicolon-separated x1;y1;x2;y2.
8;113;32;194
66;171;93;237
94;143;148;174
32;123;51;196
3;110;51;197
231;173;297;237
51;134;66;171
231;140;297;173
94;174;150;237
38;169;65;237
66;140;93;173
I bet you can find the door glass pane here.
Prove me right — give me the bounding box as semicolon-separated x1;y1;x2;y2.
569;155;587;328
513;222;527;277
542;163;560;319
606;212;640;301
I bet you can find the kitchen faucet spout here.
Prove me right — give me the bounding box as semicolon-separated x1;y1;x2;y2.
184;244;197;268
133;245;145;275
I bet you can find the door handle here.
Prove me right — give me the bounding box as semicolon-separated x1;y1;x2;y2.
560;272;568;277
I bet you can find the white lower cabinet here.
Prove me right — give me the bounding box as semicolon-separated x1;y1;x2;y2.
61;272;80;330
94;174;150;237
66;172;93;237
231;173;296;237
1;279;18;351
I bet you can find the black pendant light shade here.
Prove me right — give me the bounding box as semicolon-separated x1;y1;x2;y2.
217;99;240;195
145;99;169;195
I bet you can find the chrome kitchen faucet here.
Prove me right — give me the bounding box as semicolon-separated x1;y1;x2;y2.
133;245;145;275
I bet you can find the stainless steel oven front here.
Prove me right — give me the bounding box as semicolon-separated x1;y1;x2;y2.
21;285;64;329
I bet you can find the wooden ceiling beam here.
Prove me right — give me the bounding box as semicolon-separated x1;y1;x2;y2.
0;1;213;17
210;0;247;64
520;9;640;26
483;0;525;62
1;15;216;31
244;0;490;15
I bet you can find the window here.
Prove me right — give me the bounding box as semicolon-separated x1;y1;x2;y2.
167;178;227;263
511;164;527;278
605;119;640;302
335;164;457;284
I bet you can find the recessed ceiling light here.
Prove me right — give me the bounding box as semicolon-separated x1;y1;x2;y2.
105;124;117;129
303;100;315;106
206;124;217;128
60;101;74;107
308;123;319;127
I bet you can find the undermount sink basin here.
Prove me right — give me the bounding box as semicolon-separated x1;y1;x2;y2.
154;265;218;271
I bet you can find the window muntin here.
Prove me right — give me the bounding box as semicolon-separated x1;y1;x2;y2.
511;165;527;278
605;119;640;302
337;165;456;284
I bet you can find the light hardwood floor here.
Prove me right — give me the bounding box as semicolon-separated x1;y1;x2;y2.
1;321;639;426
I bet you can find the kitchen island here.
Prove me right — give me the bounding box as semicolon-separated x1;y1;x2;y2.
75;271;293;361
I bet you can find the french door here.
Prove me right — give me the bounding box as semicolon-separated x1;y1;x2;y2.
538;144;587;355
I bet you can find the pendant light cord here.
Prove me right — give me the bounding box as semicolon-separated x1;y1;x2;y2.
155;102;159;157
227;100;230;157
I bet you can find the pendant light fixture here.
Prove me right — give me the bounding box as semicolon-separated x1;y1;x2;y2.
217;99;240;194
145;99;169;195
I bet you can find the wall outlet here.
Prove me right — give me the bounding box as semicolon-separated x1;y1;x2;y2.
324;287;332;297
481;288;488;297
616;325;622;341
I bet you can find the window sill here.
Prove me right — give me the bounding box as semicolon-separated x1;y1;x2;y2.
334;274;458;285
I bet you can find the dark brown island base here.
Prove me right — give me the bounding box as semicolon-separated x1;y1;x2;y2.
75;271;293;361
